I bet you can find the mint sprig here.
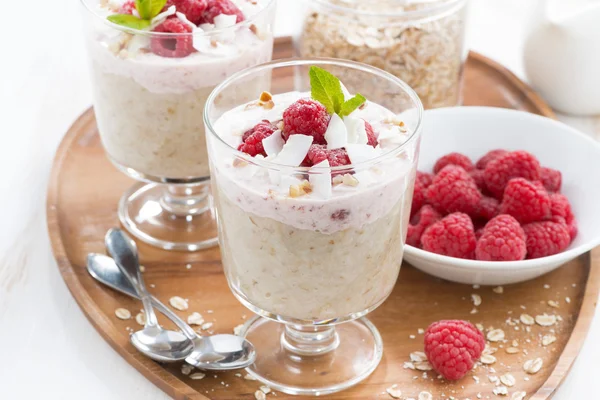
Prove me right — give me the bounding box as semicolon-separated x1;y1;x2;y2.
309;66;367;117
107;0;167;30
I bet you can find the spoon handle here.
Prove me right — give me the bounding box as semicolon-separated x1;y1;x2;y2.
150;296;199;340
105;228;159;327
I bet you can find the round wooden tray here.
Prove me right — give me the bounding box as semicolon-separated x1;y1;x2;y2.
48;43;598;400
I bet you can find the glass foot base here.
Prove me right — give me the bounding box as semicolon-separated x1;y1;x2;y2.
118;182;218;252
241;316;383;396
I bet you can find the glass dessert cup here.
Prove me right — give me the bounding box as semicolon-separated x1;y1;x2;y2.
80;0;276;251
298;0;469;109
205;59;423;395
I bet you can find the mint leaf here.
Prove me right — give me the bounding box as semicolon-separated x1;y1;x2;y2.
135;0;152;19
309;66;345;115
339;94;366;117
107;14;151;30
148;0;168;18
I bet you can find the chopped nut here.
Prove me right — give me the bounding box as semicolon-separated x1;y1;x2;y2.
261;100;275;110
548;300;559;308
520;314;535;325
169;296;188;311
471;293;482;306
542;334;556;346
254;390;266;400
332;175;344;186
493;286;504;294
487;329;505;342
523;358;543;374
115;308;131;320
535;314;557;326
476;323;485;331
342;173;359;187
500;373;515;387
244;373;257;381
190;372;206;380
259;91;273;102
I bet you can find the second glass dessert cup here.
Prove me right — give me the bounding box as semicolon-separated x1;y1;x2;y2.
80;0;276;251
205;59;424;395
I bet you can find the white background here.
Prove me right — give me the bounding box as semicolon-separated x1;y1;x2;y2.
1;0;599;399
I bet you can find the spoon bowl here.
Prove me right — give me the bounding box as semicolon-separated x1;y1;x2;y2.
131;326;195;363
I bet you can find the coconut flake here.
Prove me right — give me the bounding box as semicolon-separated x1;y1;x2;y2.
262;130;284;157
175;11;197;30
343;116;368;144
325;114;347;149
192;27;237;56
345;143;380;165
150;5;176;29
309;160;332;199
199;23;216;31
214;14;237;29
273;134;313;166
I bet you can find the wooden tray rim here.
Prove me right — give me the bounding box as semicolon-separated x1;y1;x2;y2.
46;51;597;400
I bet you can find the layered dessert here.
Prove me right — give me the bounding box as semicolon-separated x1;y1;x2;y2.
209;67;417;321
84;0;275;179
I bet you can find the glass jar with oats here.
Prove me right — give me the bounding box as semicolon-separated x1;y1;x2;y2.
298;0;469;109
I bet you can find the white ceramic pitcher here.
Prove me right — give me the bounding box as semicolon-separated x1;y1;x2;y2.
523;0;600;116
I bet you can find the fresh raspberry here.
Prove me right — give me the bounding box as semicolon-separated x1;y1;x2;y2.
237;120;278;157
523;220;571;259
475;215;526;261
549;193;573;221
169;0;208;25
469;169;486;192
411;172;433;217
425;165;482;215
282;99;330;145
417;171;434;188
407;205;442;247
421;213;477;259
118;0;136;14
483;151;541;198
433;152;474;174
364;121;378;147
424;320;485;381
305;144;350;167
201;0;245;23
568;218;578;242
151;17;195;58
500;178;551;223
540;167;562;192
474;196;499;221
475;149;507;170
475;227;484;240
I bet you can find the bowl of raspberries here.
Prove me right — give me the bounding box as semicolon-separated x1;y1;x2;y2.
403;107;600;285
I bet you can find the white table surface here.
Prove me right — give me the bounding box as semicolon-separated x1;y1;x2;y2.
1;1;599;398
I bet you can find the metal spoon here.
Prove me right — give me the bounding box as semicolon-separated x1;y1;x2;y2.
87;252;257;370
105;229;194;362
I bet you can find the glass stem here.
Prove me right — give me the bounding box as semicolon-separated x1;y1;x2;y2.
159;182;210;217
281;324;340;357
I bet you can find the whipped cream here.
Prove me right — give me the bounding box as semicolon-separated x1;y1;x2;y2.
210;91;417;234
86;0;274;93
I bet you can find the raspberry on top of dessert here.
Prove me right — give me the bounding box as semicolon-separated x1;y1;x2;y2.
102;0;266;58
228;66;412;200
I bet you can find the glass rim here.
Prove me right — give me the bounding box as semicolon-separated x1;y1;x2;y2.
79;0;276;37
204;57;424;173
305;0;467;19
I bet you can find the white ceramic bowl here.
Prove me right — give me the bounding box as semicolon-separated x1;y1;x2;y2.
403;107;600;285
